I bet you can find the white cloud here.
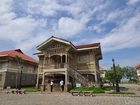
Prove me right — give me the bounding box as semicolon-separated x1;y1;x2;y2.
92;7;134;33
27;0;61;17
15;33;49;52
25;0;109;36
92;25;105;33
99;14;140;52
26;0;86;18
0;0;16;24
0;17;39;43
127;0;140;5
57;17;84;35
56;0;109;36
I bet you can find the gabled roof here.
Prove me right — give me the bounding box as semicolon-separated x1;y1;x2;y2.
37;36;76;50
36;36;102;59
37;36;100;50
0;49;38;64
76;43;100;49
136;64;140;69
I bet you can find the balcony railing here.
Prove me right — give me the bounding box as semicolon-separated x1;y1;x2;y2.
42;63;67;69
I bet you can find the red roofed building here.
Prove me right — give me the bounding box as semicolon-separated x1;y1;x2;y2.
136;64;140;82
35;36;102;91
0;49;38;89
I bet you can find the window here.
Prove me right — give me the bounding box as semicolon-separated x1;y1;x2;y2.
78;55;89;63
62;55;66;63
0;63;6;69
22;76;26;81
11;75;15;81
0;63;2;69
0;74;2;81
33;66;36;73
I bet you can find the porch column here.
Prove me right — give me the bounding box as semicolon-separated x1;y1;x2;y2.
61;55;62;64
65;71;69;92
65;54;67;63
67;54;69;65
65;54;68;68
36;72;39;88
94;70;98;84
48;54;51;65
41;72;45;91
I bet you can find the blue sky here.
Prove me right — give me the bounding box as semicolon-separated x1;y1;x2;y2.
0;0;140;68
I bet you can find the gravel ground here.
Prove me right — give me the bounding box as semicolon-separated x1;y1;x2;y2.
0;92;140;105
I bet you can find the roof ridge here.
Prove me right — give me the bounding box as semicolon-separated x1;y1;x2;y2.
6;49;23;56
37;36;77;50
75;42;100;46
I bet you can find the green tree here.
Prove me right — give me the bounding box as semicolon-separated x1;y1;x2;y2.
122;66;137;82
105;70;115;86
115;65;124;82
105;65;124;86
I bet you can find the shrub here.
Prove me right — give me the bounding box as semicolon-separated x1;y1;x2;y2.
70;86;105;93
92;87;105;93
102;86;112;91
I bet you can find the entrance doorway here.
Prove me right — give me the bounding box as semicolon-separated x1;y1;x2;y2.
45;74;65;92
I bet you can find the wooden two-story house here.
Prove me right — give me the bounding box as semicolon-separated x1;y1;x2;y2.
35;36;102;91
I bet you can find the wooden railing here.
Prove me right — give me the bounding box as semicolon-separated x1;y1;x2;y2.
68;65;93;86
40;63;67;69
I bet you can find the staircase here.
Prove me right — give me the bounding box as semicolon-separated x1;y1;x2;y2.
68;66;93;86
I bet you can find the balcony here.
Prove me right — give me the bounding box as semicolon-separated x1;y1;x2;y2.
40;63;67;69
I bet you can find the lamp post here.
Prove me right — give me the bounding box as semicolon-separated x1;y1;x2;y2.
112;59;120;92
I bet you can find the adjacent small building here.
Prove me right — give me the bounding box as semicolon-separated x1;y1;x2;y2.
0;49;38;89
100;67;108;78
35;36;102;91
136;64;140;82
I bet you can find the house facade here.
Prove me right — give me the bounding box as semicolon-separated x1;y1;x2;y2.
36;36;102;91
0;49;38;89
136;64;140;82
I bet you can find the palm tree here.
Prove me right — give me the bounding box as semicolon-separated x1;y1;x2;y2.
15;55;22;89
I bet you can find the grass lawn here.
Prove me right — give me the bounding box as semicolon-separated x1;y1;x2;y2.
23;87;40;92
70;86;105;93
70;86;136;95
102;86;112;91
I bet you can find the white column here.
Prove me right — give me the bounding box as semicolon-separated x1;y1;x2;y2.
43;54;46;67
94;71;98;83
42;72;45;85
65;54;67;63
61;55;62;64
41;72;45;91
48;54;50;63
67;54;69;65
36;72;39;88
65;71;68;92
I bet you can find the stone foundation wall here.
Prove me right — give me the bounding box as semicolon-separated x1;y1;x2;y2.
0;72;6;89
3;71;37;88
